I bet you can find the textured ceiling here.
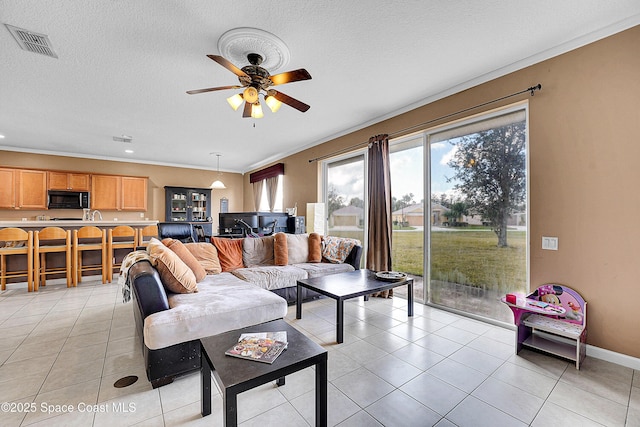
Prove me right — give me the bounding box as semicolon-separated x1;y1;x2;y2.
1;1;639;173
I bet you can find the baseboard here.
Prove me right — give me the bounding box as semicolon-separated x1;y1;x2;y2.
587;344;640;371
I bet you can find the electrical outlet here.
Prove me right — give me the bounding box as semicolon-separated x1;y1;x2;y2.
140;213;144;218
542;236;558;250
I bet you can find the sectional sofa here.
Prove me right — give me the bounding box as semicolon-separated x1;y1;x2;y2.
128;232;362;387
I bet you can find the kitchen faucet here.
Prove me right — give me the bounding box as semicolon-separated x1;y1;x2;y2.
91;210;102;221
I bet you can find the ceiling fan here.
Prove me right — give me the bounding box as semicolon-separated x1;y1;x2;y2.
187;53;311;118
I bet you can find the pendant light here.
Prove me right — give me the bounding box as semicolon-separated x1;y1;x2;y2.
211;154;226;189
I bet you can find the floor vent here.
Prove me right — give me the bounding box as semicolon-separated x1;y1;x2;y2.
5;24;58;58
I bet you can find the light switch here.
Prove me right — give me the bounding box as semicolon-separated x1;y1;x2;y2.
542;236;558;250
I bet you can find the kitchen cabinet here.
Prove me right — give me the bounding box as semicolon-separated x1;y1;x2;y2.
165;186;212;235
0;168;46;209
91;175;147;211
18;170;47;209
122;176;147;211
48;172;90;191
0;168;16;209
91;175;120;210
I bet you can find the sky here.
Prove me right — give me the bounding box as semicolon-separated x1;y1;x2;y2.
327;142;460;206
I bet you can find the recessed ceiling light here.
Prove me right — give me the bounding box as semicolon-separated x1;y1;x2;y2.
0;134;5;139
125;149;134;154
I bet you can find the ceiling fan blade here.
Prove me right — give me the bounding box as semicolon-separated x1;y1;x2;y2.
269;69;312;86
186;85;242;95
271;90;311;112
242;101;252;118
207;55;249;78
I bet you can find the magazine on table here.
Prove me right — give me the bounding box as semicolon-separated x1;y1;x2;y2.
238;331;288;348
225;331;288;364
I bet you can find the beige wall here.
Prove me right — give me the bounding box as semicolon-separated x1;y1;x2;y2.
0;152;243;230
244;26;640;358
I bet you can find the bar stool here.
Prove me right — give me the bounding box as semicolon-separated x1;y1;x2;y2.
108;225;138;283
137;224;158;249
34;227;72;290
0;227;33;292
73;226;107;286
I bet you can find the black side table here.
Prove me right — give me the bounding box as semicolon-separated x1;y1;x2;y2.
200;319;328;426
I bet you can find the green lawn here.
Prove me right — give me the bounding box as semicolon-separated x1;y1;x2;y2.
328;227;526;293
392;229;526;292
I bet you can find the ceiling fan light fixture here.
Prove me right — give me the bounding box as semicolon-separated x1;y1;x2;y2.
251;102;264;119
265;94;282;113
226;93;244;110
243;86;259;104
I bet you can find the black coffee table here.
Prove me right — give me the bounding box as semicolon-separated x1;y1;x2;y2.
297;269;414;343
200;319;328;427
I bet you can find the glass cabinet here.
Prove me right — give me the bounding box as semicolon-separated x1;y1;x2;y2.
165;186;212;235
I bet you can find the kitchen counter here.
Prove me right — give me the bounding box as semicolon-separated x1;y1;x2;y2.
0;220;158;228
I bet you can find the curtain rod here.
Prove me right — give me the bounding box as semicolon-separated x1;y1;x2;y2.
308;83;542;163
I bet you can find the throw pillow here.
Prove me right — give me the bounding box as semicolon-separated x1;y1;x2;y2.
308;233;322;263
286;233;309;264
147;238;198;294
322;236;361;264
184;242;222;274
164;238;207;282
211;237;244;272
273;232;288;266
243;235;275;267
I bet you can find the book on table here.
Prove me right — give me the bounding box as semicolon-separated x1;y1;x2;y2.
225;331;288;364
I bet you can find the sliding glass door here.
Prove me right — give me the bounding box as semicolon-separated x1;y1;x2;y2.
428;109;528;322
324;154;366;250
390;136;425;303
322;105;528;323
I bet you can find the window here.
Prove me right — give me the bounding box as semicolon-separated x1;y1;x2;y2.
323;153;366;247
321;104;528;323
390;136;426;303
258;175;283;212
427;108;528;322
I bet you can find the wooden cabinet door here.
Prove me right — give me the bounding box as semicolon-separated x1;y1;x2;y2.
68;173;90;190
0;168;16;209
49;172;90;190
17;170;47;209
48;171;69;190
91;175;120;210
121;176;147;211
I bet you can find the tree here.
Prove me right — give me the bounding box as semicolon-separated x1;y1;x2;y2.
447;121;526;247
444;201;469;225
327;185;345;217
349;197;364;208
393;193;415;211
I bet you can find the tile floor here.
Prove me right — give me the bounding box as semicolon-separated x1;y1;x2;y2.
0;278;638;426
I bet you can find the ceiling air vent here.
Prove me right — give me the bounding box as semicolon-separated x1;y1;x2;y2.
113;135;133;143
5;24;58;58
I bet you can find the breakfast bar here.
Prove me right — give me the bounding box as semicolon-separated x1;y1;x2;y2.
0;219;157;290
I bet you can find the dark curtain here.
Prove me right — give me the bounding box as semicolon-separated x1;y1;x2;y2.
367;134;393;298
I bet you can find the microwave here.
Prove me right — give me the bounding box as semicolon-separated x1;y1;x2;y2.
47;190;90;209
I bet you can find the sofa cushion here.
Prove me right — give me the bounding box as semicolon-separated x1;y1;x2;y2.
211;237;244;272
308;233;322;263
143;272;287;350
286;233;309;264
274;232;288;266
294;262;355;278
323;236;361;263
184;242;222;275
147;238;198;294
163;238;206;282
231;265;308;291
243;235;275;267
